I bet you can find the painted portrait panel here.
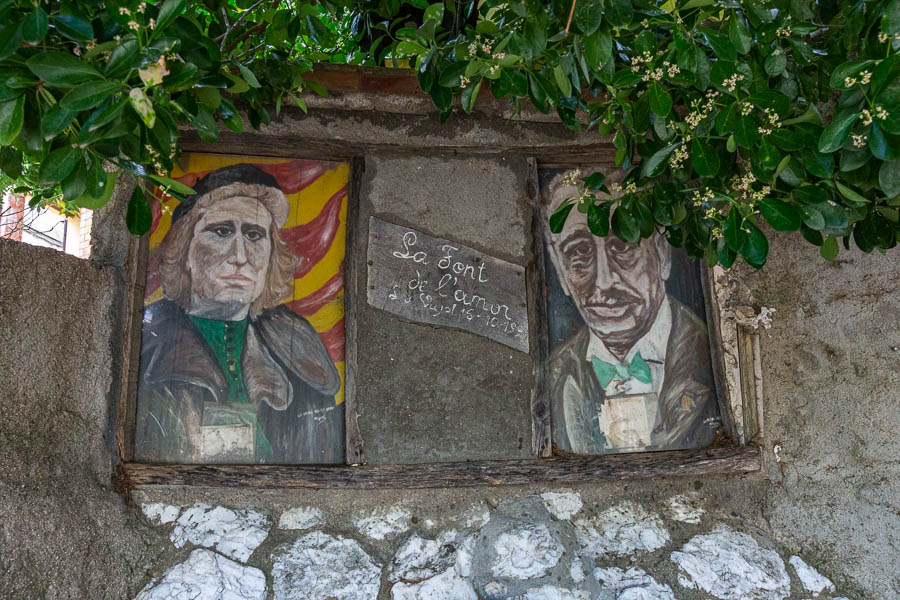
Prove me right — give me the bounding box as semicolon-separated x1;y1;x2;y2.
540;168;722;455
134;154;349;464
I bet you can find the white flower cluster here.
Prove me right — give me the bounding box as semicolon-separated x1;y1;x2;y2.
845;70;872;87
723;73;745;93
861;105;890;126
692;188;715;207
669;144;690;169
685;89;720;128
729;171;769;205
852;133;868;148
459;75;470;88
631;52;680;82
563;169;582;187
878;32;900;43
758;107;782;135
611;181;638;194
775;25;792;37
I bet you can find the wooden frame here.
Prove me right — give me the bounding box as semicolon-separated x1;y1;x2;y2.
113;144;760;493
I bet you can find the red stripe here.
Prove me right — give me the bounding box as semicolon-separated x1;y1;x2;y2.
319;319;345;363
281;186;346;278
285;267;344;317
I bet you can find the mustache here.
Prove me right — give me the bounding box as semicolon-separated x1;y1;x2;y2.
582;287;642;307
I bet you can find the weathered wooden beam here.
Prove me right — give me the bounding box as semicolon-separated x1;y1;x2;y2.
116;445;761;490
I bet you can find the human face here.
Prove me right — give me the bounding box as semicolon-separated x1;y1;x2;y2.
547;180;670;356
187;196;273;321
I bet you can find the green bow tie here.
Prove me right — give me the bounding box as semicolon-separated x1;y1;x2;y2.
591;351;652;388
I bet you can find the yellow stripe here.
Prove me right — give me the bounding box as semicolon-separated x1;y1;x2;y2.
145;286;164;306
171;154;294;178
292;196;347;298
283;163;350;229
304;297;344;333
333;361;345;405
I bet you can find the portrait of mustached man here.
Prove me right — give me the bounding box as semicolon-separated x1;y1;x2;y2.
542;168;721;455
135;164;343;464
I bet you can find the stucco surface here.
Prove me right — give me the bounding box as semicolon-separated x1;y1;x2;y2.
0;238;168;599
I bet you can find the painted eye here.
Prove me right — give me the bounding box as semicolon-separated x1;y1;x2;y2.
243;226;266;242
208;224;233;237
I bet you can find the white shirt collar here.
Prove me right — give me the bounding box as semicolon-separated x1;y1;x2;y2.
586;296;672;367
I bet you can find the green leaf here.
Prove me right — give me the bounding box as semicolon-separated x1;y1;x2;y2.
799;204;826;230
0;146;23;179
26;52;102;85
835;181;871;205
61;165;87;201
818;112;859;153
60;81;120;112
640;144;678;178
729;15;752;54
397;41;427;56
41;104;77;141
869;124;900;161
0;95;25;145
106;39;140;77
553;65;572;98
606;0;633;27
549;201;575;233
156;0;187;34
51;15;94;42
23;6;48;44
724;207;746;252
759;198;802;231
879;160;900;198
764;53;787;77
424;2;444;23
38;145;81;185
0;23;23;63
587;202;610;236
734;115;758;149
829;60;875;89
574;0;603;35
800;223;824;246
126;184;152;236
715;102;738;135
648;83;672;117
460;78;482;114
611;205;640;243
800;150;834;178
769;128;804;151
73;171;117;210
149;175;196;196
692;138;720;177
741;220;769;268
757;137;781;169
703;29;737;61
820;235;839;260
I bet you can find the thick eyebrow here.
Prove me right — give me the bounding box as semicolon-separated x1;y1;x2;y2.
241;223;267;237
559;229;593;254
204;220;235;231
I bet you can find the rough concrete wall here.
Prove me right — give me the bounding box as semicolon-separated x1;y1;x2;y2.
0;238;167;599
744;234;900;595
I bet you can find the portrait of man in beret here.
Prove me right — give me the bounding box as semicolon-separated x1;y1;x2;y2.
134;163;343;464
541;168;721;455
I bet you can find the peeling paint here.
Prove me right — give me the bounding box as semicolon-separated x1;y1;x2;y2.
491;523;564;579
134;549;266;600
541;492;583;521
141;503;180;525
271;532;381;600
170;505;269;563
354;506;412;540
789;556;835;597
574;502;670;559
664;494;705;524
593;566;675;600
671;525;790;600
277;507;324;531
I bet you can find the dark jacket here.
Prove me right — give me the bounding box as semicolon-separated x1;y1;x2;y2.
548;299;720;454
134;299;343;464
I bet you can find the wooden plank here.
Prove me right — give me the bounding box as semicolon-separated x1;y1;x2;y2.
366;217;530;352
700;266;737;440
116;445;761;490
526;158;552;458
344;157;365;465
737;327;761;442
116;232;149;463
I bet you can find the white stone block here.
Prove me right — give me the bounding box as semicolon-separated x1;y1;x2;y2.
135;549;266;600
574;502;670;559
354;506;412;540
541;492;584;520
170;505;270;563
277;507;324;531
491;523;564;579
789;555;835;597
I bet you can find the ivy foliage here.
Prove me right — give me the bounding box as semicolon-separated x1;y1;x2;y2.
0;0;899;267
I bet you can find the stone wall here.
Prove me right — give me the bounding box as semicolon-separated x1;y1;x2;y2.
0;94;897;599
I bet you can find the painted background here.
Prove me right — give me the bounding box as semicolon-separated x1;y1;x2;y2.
145;153;349;406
